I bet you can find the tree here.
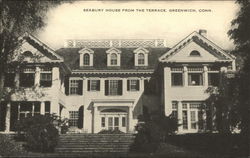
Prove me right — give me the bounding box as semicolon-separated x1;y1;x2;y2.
0;0;72;101
228;0;250;155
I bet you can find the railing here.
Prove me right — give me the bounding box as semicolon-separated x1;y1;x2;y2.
64;39;166;48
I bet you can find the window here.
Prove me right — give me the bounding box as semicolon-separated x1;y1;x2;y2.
182;111;188;130
208;73;219;86
188;73;203;86
83;53;90;65
127;79;140;91
172;102;178;119
45;101;50;115
88;80;100;91
171;73;183;86
110;53;117;65
190;111;197;129
110;80;118;95
69;111;79;127
114;117;119;130
40;73;52;87
69;80;83;95
122;117;126;127
20;73;34;87
105;80;122;96
4;73;15;87
138;53;145;65
101;117;105;127
190;50;201;57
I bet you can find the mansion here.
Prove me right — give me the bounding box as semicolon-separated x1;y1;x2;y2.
0;30;236;134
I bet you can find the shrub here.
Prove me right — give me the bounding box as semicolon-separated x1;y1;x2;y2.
131;112;178;153
0;134;26;157
98;129;124;134
15;114;60;152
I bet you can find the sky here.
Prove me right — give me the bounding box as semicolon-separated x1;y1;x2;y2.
37;1;239;50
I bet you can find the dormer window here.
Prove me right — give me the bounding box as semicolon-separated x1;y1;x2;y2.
79;48;94;67
83;53;90;65
190;50;201;57
138;53;145;65
110;53;118;65
106;47;121;67
134;47;149;66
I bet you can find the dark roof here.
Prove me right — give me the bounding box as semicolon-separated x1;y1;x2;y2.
55;47;170;70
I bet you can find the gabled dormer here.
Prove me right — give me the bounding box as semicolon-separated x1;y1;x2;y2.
133;47;149;66
79;47;94;67
106;47;121;67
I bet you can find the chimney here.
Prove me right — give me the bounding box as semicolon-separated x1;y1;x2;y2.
198;29;207;37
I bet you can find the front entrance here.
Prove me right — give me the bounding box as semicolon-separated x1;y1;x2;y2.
100;109;128;133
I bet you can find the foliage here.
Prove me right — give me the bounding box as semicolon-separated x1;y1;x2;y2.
131;112;178;153
15;114;62;152
205;73;241;133
0;134;26;157
98;129;124;134
0;0;73;103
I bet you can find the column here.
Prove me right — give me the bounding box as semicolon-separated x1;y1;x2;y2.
52;67;60;88
128;106;133;133
17;103;20;120
32;103;35;116
187;103;191;131
40;101;45;115
15;70;20;88
93;106;98;133
183;66;188;87
122;78;127;95
4;102;11;133
203;65;208;87
34;67;40;87
177;101;183;132
140;77;144;92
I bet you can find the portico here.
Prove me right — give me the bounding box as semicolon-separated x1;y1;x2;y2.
91;99;134;133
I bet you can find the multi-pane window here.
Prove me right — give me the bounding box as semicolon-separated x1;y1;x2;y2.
188;73;203;86
20;68;35;87
138;53;145;65
190;111;196;129
69;111;79;127
110;53;117;65
69;80;83;95
105;80;122;96
171;73;183;86
45;101;50;115
88;80;100;91
101;117;105;127
70;80;79;95
172;102;178;119
40;73;52;87
110;80;118;95
208;73;219;86
83;53;90;65
182;111;188;130
127;79;140;91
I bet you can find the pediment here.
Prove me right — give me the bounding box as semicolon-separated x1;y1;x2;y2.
133;47;149;54
79;47;94;54
13;33;63;63
159;31;235;63
106;47;121;54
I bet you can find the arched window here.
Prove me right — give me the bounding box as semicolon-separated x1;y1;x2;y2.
22;51;33;57
190;50;201;57
110;53;117;65
138;53;145;65
83;53;90;65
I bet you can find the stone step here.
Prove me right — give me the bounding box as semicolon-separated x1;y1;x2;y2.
57;144;131;148
55;147;130;153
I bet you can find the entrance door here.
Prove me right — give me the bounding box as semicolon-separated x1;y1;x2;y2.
101;114;127;133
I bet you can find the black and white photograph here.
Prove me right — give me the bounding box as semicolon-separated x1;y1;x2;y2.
0;0;250;157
